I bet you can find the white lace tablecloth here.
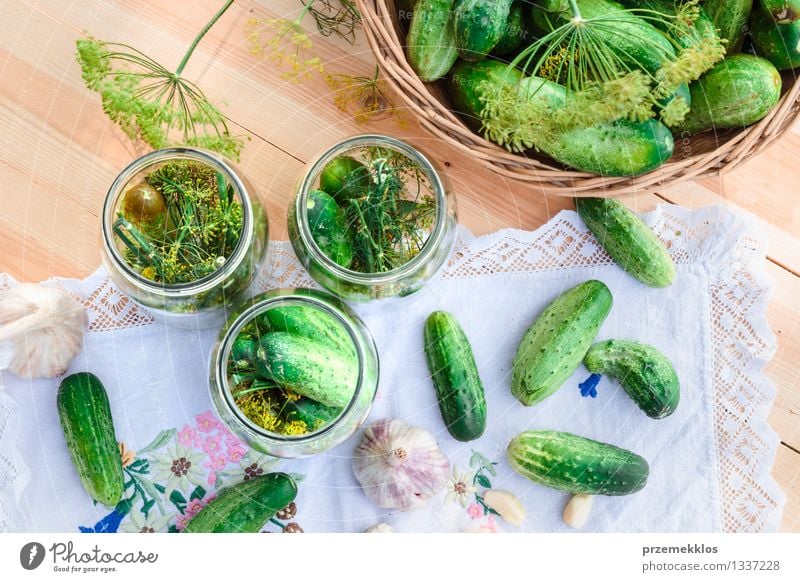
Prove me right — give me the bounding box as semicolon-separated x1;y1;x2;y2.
0;205;785;533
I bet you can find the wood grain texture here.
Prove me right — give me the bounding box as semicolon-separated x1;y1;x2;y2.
0;0;797;531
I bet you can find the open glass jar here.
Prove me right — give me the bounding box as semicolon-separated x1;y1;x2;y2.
101;148;268;328
209;288;379;458
289;135;457;301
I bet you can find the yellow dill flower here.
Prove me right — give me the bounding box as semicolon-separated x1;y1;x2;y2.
283;389;302;402
245;17;324;82
325;66;408;127
283;420;309;436
654;37;726;100
140;266;156;280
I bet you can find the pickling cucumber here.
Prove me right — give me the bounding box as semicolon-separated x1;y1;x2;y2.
281;397;343;430
703;0;753;53
575;197;675;288
319;156;368;202
307;189;354;269
752;5;800;70
492;0;526;56
680;55;782;135
183;473;297;533
760;0;800;23
57;372;124;506
407;0;459;81
511;280;613;407
508;430;649;495
454;0;514;61
424;311;487;441
256;332;358;408
259;303;356;357
584;339;680;419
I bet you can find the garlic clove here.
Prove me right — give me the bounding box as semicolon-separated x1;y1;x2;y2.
483;489;526;526
0;284;86;379
364;523;393;533
563;494;593;529
353;418;450;511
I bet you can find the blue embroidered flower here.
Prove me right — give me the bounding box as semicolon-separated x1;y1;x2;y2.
78;509;126;533
579;374;601;398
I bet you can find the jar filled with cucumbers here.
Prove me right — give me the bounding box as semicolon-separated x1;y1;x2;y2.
289;135;457;301
209;289;379;458
101;148;268;328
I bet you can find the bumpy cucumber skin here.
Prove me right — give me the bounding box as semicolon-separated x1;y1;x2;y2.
454;0;514;61
256;332;358;408
760;0;800;24
307;189;353;269
585;340;680;418
259;304;356;357
531;0;676;75
492;1;525;55
183;473;297;533
447;60;674;176
576;197;675;288
681;55;782;135
508;430;649;495
57;372;124;507
703;0;753;53
424;311;487;442
511;280;613;407
407;0;459;81
752;5;800;70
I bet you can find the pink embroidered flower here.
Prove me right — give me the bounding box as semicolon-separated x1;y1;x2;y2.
207;472;217;486
177;424;198;448
485;515;499;533
467;503;483;520
185;499;206;517
203;454;227;471
226;444;246;463
195;410;221;433
175;514;190;531
202;434;222;456
224;432;243;448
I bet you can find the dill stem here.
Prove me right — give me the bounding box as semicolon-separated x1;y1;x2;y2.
175;0;235;77
568;0;582;20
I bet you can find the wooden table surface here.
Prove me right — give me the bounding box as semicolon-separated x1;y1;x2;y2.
1;0;797;531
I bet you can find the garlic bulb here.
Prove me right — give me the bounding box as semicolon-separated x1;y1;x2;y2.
364;523;393;533
353;418;450;511
0;284;86;379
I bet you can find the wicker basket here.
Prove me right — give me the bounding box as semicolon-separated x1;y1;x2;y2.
357;0;800;196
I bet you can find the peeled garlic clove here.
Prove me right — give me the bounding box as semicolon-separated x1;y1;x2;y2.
364;523;393;533
352;418;450;511
563;494;593;529
0;284;85;379
484;489;525;526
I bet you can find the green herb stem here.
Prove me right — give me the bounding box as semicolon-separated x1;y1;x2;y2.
175;0;235;77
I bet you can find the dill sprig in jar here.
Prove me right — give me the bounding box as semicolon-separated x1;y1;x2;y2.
289;135;457;301
209;289;379;458
101;148;268;327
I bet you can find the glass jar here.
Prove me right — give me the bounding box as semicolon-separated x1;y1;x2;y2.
209;288;379;458
288;135;457;301
101;148;268;328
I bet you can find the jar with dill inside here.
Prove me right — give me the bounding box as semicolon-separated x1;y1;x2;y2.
289;135;457;301
101;148;268;328
209;289;379;458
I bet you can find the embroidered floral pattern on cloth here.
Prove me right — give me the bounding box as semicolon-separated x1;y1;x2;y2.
0;205;785;532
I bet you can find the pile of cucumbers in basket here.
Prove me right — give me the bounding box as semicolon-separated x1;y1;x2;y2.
403;0;797;176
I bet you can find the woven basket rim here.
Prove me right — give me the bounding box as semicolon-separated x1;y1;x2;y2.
356;0;800;196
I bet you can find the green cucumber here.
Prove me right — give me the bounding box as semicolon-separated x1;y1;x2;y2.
752;5;800;69
760;0;800;23
57;372;124;507
407;0;459;81
703;0;753;53
493;1;526;56
531;0;677;76
619;0;719;49
680;55;782;135
424;311;487;441
307;189;353;269
511;280;613;407
454;0;514;61
183;473;297;533
447;60;674;176
508;430;649;495
319;156;368;202
282;397;343;430
256;332;358;408
576;197;675;288
231;334;259;369
258;303;355;357
585;339;680;419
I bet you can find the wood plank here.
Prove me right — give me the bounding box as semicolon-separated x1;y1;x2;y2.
775;444;800;532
